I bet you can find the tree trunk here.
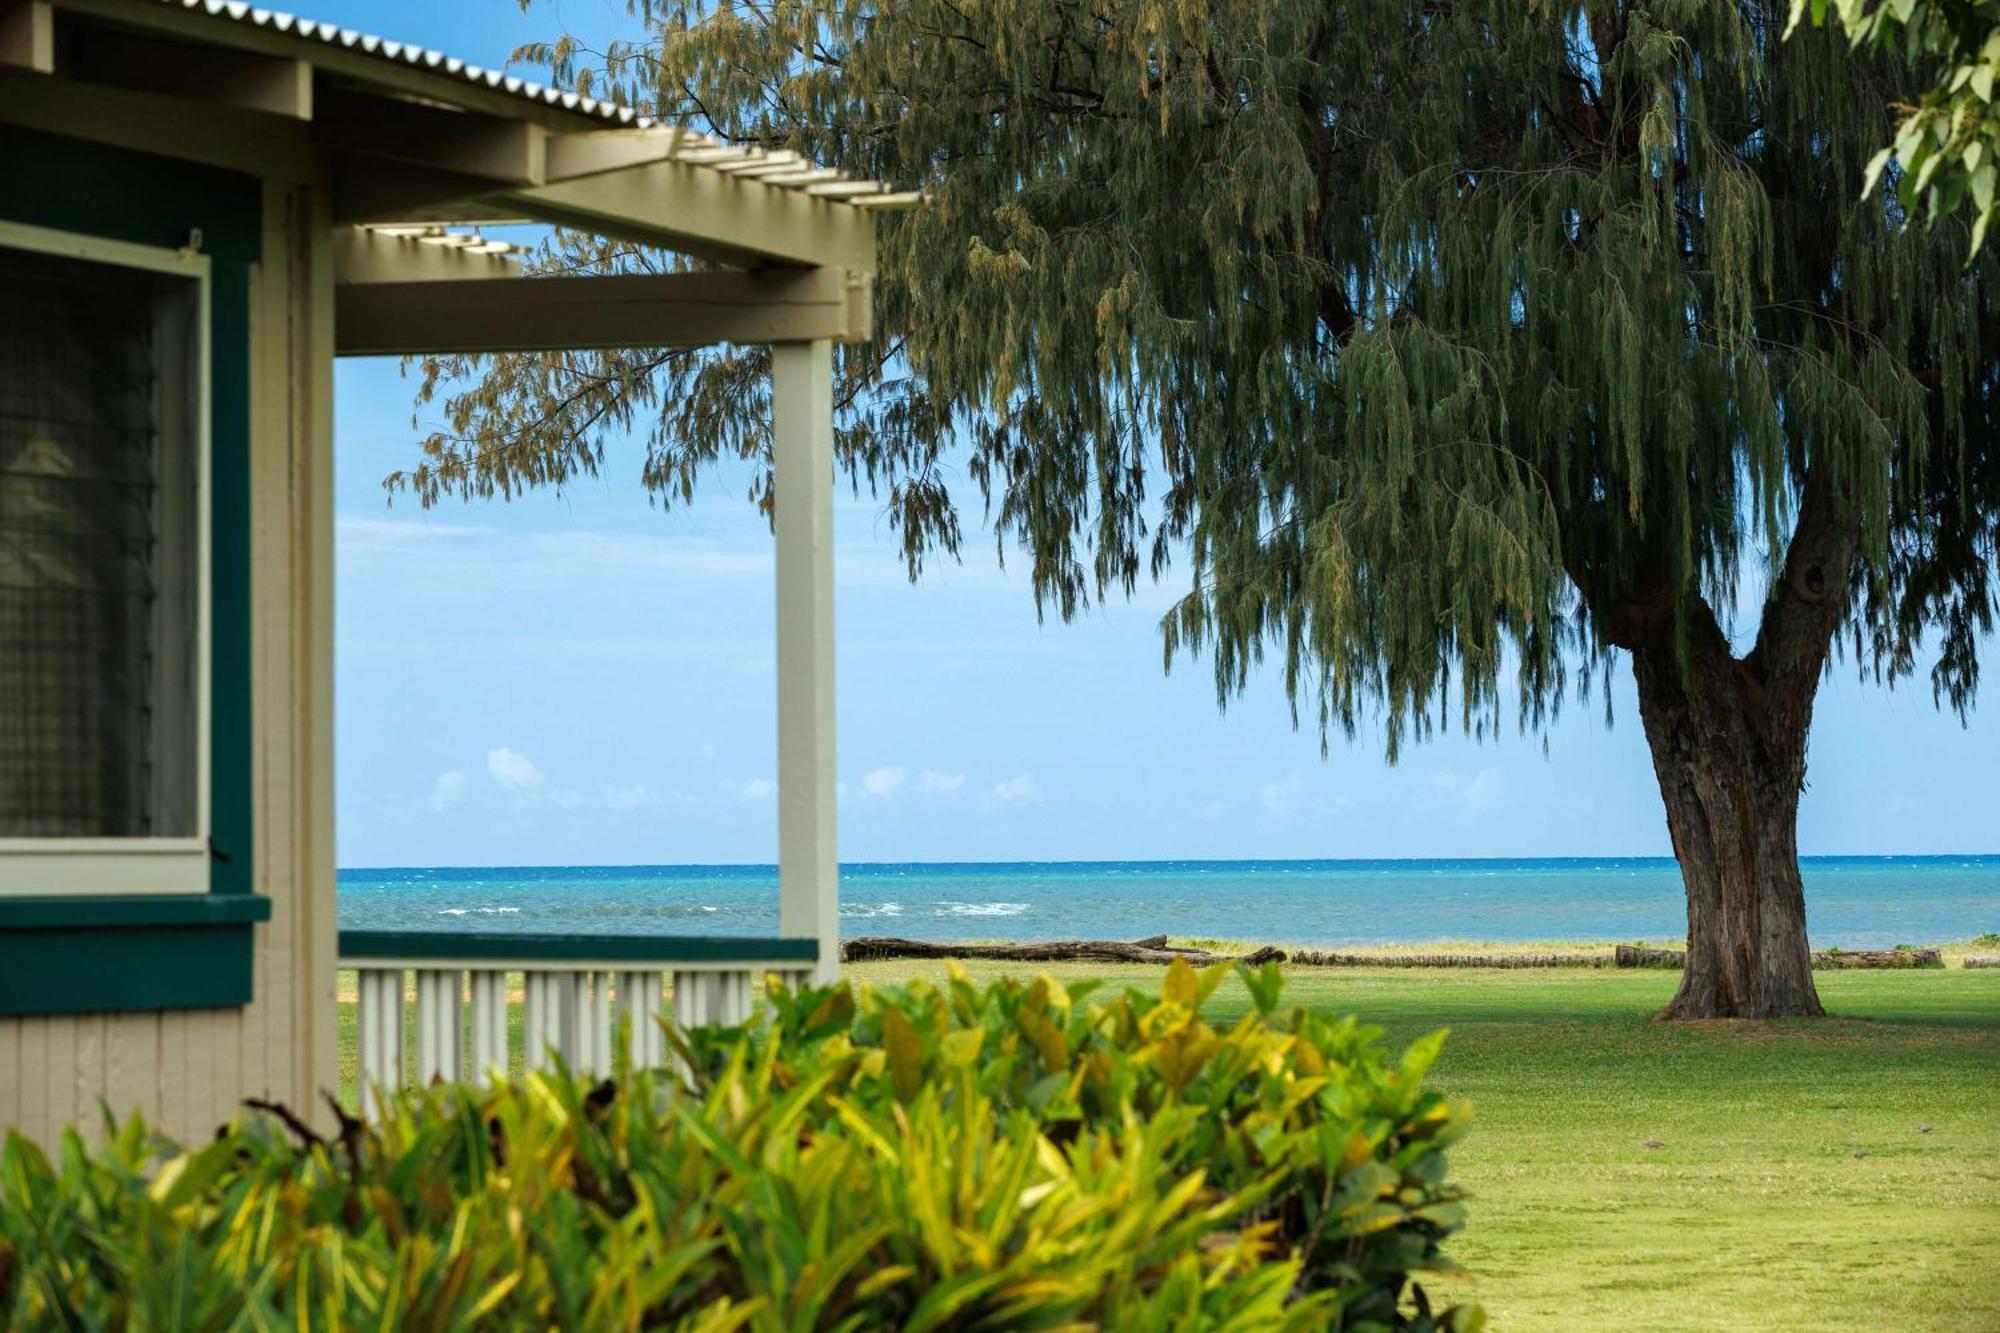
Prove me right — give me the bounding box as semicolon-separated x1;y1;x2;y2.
1630;627;1825;1020
1582;465;1858;1022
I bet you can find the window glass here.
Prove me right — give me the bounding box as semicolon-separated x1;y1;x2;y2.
0;243;201;838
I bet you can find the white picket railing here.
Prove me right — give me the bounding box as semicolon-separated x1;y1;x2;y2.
342;933;819;1114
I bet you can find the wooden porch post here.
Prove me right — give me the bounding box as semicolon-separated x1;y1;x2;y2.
772;340;839;981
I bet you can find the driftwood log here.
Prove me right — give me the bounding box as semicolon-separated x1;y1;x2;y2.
1964;956;1999;970
843;938;1603;968
1814;948;1943;969
1284;950;1607;969
840;935;1284;966
1615;945;1687;969
842;937;1949;971
1614;945;1944;970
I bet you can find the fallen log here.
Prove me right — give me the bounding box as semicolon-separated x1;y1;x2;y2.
1964;956;1999;970
1615;945;1945;970
1287;950;1607;969
841;937;1948;970
840;935;1254;965
1814;948;1943;969
844;937;1604;968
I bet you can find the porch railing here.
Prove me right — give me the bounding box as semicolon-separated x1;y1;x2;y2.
339;931;820;1112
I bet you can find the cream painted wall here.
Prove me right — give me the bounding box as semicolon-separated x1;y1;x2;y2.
0;158;337;1146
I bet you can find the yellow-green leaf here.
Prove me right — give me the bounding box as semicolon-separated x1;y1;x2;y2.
883;1005;926;1103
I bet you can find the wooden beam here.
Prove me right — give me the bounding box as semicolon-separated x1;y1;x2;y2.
333;226;519;284
334;267;871;355
330;156;520;226
502;159;876;273
772;339;839;982
545;126;681;182
64;22;310;118
316;88;547;186
0;65;314;180
0;1;52;73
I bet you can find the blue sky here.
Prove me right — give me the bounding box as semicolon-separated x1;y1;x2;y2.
327;0;1999;867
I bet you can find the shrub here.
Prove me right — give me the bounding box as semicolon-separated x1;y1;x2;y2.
0;961;1479;1331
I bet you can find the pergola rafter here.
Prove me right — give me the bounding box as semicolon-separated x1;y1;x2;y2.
0;0;885;983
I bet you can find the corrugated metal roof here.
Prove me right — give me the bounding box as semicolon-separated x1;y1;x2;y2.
143;0;921;207
154;0;648;124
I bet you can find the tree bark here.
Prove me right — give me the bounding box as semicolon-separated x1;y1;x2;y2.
1608;470;1857;1021
1631;630;1824;1018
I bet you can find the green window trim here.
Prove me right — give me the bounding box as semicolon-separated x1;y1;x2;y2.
0;127;263;1017
0;123;257;900
0;894;271;929
0;896;269;1016
338;931;820;967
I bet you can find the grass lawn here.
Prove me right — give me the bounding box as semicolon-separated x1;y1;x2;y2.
339;962;2000;1330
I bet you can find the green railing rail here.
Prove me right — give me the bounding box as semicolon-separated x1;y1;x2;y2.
337;931;819;966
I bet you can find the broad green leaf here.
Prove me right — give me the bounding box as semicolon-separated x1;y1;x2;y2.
882;1004;926;1103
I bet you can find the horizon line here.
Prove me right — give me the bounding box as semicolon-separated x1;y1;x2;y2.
339;850;2000;873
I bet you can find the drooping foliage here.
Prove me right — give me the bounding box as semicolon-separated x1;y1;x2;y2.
1793;0;2000;250
404;1;2000;753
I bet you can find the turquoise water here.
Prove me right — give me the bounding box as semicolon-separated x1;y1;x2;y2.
337;857;2000;948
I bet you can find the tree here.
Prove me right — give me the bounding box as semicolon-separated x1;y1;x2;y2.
403;1;2000;1019
1791;1;2000;248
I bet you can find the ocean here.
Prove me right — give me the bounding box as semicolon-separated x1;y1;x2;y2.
337;856;2000;949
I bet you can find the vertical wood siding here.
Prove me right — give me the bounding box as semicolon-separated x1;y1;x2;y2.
0;175;336;1147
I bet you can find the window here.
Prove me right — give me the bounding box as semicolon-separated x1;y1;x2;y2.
0;222;210;894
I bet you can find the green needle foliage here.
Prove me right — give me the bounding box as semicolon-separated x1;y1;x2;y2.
419;0;1994;733
409;2;1999;1015
0;962;1477;1330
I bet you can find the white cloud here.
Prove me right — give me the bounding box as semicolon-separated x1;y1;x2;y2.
336;516;490;559
600;784;658;812
428;770;468;813
462;762;679;815
1433;767;1503;815
1260;772;1309;819
915;770;966;796
984;774;1044;810
487;747;546;801
524;530;772;579
724;777;777;802
861;766;908;797
340;511;1004;599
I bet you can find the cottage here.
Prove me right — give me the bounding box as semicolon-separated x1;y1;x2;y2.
0;0;891;1143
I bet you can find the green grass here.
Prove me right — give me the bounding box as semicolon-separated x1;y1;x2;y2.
846;961;2000;1331
338;963;2000;1330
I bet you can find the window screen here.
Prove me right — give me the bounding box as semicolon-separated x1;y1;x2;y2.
0;242;201;838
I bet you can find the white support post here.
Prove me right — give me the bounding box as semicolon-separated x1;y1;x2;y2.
772;339;839;982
